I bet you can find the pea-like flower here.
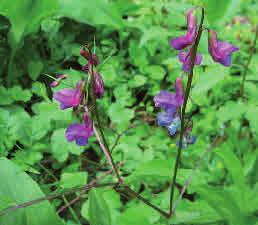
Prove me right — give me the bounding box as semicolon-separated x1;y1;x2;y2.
80;47;99;71
94;72;105;98
154;77;184;136
178;50;202;72
53;80;84;110
208;30;239;66
65;113;93;146
170;9;197;50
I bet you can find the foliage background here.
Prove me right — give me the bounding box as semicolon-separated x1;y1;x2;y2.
0;0;258;225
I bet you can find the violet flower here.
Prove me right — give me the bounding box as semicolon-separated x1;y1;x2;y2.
65;113;93;146
80;48;99;72
171;9;197;50
178;50;202;72
94;72;105;98
154;77;184;135
208;30;239;66
177;133;197;148
53;80;84;110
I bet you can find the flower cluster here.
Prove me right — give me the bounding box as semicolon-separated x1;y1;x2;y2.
154;7;239;148
51;47;105;146
171;8;239;72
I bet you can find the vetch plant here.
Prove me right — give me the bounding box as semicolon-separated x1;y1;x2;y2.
47;6;240;218
0;6;241;222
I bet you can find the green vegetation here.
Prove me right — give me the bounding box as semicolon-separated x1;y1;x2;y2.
0;0;258;225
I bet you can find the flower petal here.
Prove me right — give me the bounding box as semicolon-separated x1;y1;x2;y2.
170;9;197;50
208;30;239;67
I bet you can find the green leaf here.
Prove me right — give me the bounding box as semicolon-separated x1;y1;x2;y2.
143;65;166;81
217;101;246;123
60;172;88;189
215;147;245;188
0;0;59;48
0;158;63;225
129;74;147;88
108;103;134;131
245;105;258;134
198;186;247;225
58;0;124;29
201;0;243;25
51;128;83;162
0;86;31;105
192;65;228;96
88;188;111;225
28;60;44;81
32;82;49;101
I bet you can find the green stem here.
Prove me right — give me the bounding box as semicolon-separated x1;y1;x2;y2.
0;183;115;216
169;7;205;216
240;24;258;99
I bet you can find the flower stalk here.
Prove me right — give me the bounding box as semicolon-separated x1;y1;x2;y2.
169;7;205;215
87;46;122;183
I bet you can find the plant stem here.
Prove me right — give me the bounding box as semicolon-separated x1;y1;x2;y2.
88;47;122;182
168;7;205;216
0;182;116;217
240;24;258;99
118;185;170;218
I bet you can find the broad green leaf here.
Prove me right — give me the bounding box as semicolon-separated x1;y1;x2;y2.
169;200;222;224
217;101;246;123
143;65;166;81
129;74;147;88
88;188;111;225
118;203;153;225
245;105;258;134
192;66;228;96
198;186;248;225
215;147;245;188
58;0;124;29
60;172;88;189
0;86;31;105
51;128;83;162
0;0;59;48
0;158;63;225
201;0;243;25
28;60;44;81
108;103;134;131
32;82;49;101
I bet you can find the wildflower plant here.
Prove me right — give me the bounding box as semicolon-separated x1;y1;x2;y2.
48;6;239;218
1;1;258;225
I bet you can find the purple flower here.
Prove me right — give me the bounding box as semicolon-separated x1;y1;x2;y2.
208;30;239;66
176;133;197;148
94;72;104;98
154;77;184;136
157;107;177;127
154;77;184;110
178;50;202;72
80;48;99;72
168;116;181;136
53;81;84;110
65;113;93;146
170;9;197;50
